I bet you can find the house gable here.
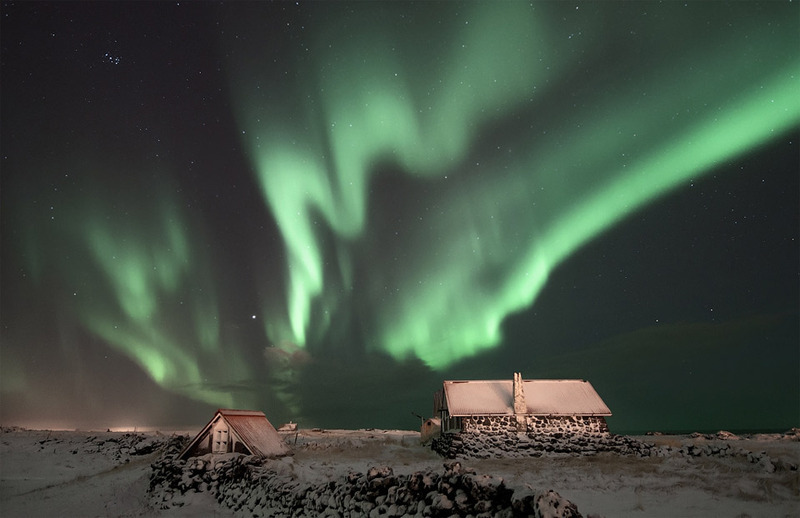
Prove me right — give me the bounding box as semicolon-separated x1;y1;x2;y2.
179;409;291;460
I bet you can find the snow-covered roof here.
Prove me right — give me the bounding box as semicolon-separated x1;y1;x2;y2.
442;379;611;417
219;409;291;458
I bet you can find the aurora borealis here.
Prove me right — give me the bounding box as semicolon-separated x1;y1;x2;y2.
2;2;798;432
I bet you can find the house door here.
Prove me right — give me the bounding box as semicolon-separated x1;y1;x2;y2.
212;423;229;453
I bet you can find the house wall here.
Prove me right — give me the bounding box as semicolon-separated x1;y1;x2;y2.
433;414;610;458
182;434;213;457
461;415;515;434
420;418;441;444
461;414;608;435
526;415;609;435
212;420;231;453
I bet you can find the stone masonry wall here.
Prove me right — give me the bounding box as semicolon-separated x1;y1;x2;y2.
461;415;608;437
526;416;610;436
149;452;584;517
433;415;613;458
462;415;516;434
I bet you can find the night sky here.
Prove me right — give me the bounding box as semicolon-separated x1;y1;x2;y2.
1;1;798;433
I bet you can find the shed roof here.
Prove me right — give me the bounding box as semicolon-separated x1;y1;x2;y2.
179;408;291;459
220;409;291;457
442;379;611;417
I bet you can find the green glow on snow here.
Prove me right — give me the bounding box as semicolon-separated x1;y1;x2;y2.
233;2;800;369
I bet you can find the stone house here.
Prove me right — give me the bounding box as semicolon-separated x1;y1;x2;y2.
431;373;612;457
179;409;291;460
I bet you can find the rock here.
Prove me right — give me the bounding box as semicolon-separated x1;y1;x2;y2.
758;457;776;473
442;460;462;473
535;489;582;518
431;493;454;511
367;466;394;480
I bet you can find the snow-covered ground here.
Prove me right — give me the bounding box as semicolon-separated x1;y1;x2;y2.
0;428;217;517
1;426;797;517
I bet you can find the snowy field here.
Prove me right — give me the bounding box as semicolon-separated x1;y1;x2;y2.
1;426;797;517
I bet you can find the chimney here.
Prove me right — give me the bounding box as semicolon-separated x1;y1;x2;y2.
513;372;527;431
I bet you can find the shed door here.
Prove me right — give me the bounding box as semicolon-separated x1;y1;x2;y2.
212;422;229;453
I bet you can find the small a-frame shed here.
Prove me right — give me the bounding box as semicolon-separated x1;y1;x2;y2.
178;409;291;460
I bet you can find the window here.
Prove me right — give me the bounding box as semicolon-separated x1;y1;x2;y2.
440;411;462;433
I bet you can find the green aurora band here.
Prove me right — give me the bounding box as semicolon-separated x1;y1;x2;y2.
231;3;800;368
77;196;239;407
1;2;797;430
14;167;250;409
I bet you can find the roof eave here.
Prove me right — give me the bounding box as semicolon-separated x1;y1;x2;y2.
448;411;613;418
178;411;223;460
448;412;514;417
529;412;613;417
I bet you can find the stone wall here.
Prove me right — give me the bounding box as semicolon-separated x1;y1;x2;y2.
462;415;516;434
526;416;610;436
149;451;583;517
434;429;646;459
434;414;613;458
460;415;608;436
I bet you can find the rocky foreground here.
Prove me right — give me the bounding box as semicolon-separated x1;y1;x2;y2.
2;427;798;517
434;428;799;473
151;444;581;517
149;429;798;517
